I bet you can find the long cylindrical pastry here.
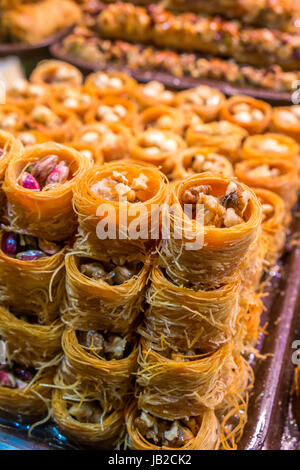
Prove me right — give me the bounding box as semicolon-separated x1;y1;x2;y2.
62;254;149;333
220;96;272;135
73;162;168;259
125;400;220;450
61;34;300;94
0;305;63;368
3;142;91;241
271;106;300;143
186;121;248;162
0;230;65;323
139;266;240;353
235;158;299;212
175;86;225;123
136;339;245;417
30;60;83;87
1;0;81;45
241;133;299;165
159;174;261;287
171;147;234;180
52;389;125;449
129;129;186;175
58;328;138;411
97;3;300;70
164;0;299;31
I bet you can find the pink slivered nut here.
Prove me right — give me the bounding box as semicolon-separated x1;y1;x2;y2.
31;154;58;185
21;172;40;190
0;370;15;388
1;232;17;256
45;161;69;185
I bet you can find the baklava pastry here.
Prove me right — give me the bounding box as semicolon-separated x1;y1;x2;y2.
238;290;264;346
125;400;220;450
1;0;81;45
0;305;63;368
271;106;300;143
0;105;26;134
171;147;234;180
253;188;286;266
26;101;78;142
53;86;92;118
17;130;48;148
159;175;261;287
97;3;152;43
139;266;240;353
84;96;138;127
6;80;50;111
186;121;248;162
58;328;138;411
64;141;104;167
3;142;90;241
293;364;300;428
0;230;65;323
176;86;225;122
0;130;22;182
136;105;185;135
78;123;132;162
62;254;149;333
242;133;299;165
0;366;54;421
129;129;186;176
235;158;299;212
84;71;137;98
73;162;168;259
134;81;175;109
52;389;125;449
136;339;240;416
30;60;83;87
220;96;272;135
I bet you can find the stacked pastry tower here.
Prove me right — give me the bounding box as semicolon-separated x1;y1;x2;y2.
52;161;167;448
0;138;88;423
125;174;262;450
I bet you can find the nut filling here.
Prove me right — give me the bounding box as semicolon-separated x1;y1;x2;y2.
80;257;142;285
181;181;250;227
135;410;200;447
18;154;71;191
91;170;149;202
77;330;131;361
0;339;35;390
1;231;62;260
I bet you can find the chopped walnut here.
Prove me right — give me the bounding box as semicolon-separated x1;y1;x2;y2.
135;411;196;448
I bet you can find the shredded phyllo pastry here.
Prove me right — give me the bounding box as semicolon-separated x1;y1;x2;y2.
0;58;299;450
